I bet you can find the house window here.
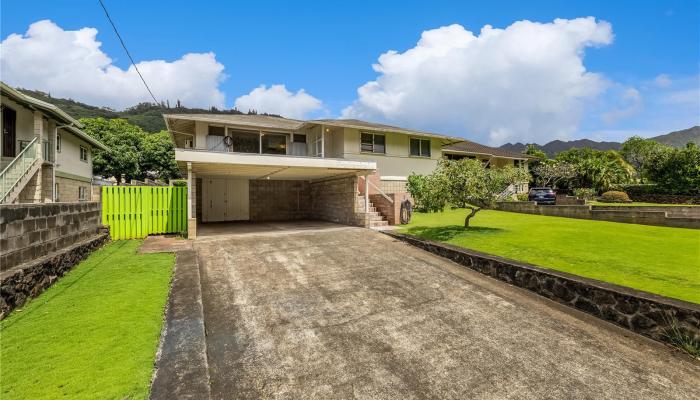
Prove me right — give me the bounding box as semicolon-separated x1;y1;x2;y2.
80;146;88;162
361;133;385;154
514;159;525;168
55;183;59;202
410;138;431;157
261;132;287;155
78;186;87;201
228;128;260;153
56;134;61;153
293;134;306;143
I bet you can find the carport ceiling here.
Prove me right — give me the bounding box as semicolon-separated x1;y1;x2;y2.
186;162;367;181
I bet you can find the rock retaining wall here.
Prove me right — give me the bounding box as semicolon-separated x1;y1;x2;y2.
493;201;700;229
383;231;700;346
1;232;109;318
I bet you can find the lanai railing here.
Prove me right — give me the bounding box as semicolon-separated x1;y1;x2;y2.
0;137;40;203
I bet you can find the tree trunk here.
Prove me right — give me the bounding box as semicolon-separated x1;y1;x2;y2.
464;207;481;227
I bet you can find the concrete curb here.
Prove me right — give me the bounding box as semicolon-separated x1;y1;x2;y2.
150;250;211;400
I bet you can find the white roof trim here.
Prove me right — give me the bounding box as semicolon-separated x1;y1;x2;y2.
175;149;376;171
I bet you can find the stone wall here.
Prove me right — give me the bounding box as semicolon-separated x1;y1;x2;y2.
384;231;700;346
591;205;700;218
18;164;53;203
1;202;102;271
493;201;700;229
1;232;108;318
310;176;363;226
628;193;700;204
249;180;310;221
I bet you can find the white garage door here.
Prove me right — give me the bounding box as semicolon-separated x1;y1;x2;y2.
202;177;250;222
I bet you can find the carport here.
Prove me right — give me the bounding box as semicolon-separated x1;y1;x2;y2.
177;149;376;237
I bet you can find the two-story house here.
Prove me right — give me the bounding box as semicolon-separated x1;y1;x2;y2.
164;114;528;237
1;82;108;204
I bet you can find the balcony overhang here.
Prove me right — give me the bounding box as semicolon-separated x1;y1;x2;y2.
176;149;376;181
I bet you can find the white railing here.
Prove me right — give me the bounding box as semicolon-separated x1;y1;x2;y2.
359;175;394;204
0;137;39;202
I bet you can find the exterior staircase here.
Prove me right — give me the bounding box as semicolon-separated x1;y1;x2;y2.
355;195;388;228
0;137;41;204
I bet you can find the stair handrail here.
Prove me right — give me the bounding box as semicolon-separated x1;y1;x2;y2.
359;175;394;204
0;137;39;202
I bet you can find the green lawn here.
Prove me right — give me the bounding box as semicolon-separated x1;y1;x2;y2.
400;209;700;304
0;240;174;400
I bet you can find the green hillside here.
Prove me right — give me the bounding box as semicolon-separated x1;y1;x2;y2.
16;89;275;132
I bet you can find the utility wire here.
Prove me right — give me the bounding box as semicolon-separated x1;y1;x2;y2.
98;0;161;106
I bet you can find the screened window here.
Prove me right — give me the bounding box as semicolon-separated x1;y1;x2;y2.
410;138;431;157
261;132;287;155
208;125;225;136
56;134;61;153
79;146;88;162
78;186;87;201
228;128;260;153
361;133;385;154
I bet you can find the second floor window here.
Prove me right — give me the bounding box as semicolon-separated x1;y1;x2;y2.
410;138;431;157
361;133;385;154
79;146;88;162
56;134;61;153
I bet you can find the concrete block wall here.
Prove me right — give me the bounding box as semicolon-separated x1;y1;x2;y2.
249;180;310;221
0;202;102;272
310;176;363;226
493;202;700;229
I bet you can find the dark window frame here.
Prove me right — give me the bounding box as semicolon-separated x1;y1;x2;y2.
410;138;431;158
360;132;386;154
79;145;89;162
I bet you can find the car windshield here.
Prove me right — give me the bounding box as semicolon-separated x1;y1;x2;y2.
531;188;553;193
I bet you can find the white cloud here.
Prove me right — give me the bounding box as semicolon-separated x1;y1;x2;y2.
653;73;672;88
234;84;323;119
1;20;226;110
342;17;614;145
601;87;643;124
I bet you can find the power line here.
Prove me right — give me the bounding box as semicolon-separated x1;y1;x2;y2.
98;0;161;106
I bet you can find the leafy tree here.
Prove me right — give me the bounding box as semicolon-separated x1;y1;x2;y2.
410;159;528;227
81;118;143;182
141;131;180;180
524;144;547;159
81;118;180;182
645;143;700;194
531;161;576;188
555;148;634;192
406;173;449;213
620;136;668;183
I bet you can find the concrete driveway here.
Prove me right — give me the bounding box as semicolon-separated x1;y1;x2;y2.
158;222;700;399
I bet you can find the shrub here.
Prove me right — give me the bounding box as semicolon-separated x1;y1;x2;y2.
599;191;631;203
516;193;529;201
572;188;597;200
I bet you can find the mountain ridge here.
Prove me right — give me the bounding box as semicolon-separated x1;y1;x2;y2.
499;126;699;157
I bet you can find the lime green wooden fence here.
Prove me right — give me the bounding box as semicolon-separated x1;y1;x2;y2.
101;186;188;240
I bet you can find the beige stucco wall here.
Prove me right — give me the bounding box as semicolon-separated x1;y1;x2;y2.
340;128;441;177
56;128;93;179
0;97;37;157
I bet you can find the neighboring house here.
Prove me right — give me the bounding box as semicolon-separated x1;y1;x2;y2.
442;140;531;194
165;114;529;237
0;82;108;204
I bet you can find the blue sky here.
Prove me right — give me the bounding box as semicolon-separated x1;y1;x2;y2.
2;0;698;144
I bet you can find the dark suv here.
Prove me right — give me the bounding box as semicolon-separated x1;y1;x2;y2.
528;187;556;205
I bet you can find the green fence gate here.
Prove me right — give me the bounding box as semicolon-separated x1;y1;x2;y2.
101;186;188;240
